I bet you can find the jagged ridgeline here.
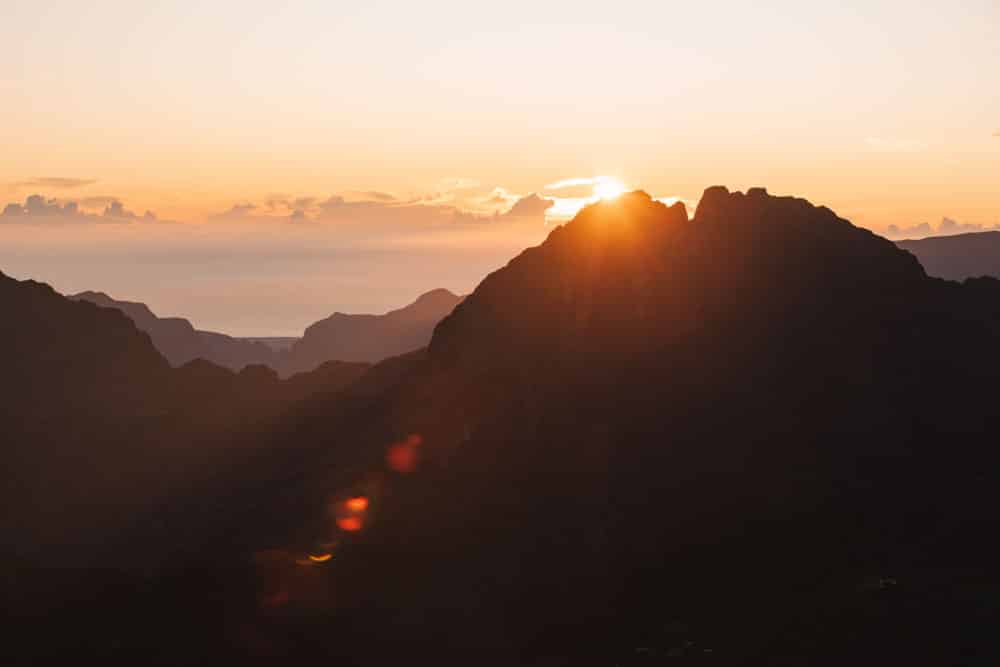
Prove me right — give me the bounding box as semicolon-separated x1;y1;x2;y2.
4;188;1000;665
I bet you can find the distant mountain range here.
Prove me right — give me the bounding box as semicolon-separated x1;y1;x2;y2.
280;288;464;376
70;288;463;376
897;230;1000;281
7;188;1000;664
69;290;280;370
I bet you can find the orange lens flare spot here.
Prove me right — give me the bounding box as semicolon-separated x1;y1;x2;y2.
345;496;369;512
386;434;423;473
307;553;333;563
337;516;363;532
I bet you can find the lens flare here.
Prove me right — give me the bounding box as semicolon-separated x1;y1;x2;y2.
386;434;423;473
307;553;333;563
345;496;369;512
337;516;363;532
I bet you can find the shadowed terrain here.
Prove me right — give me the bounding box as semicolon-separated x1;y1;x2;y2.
5;188;1000;665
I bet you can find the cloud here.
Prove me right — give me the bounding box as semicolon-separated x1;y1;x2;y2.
993;130;1000;137
79;195;122;209
865;137;927;153
2;194;81;217
205;185;556;233
545;176;606;189
313;195;480;226
14;177;97;190
210;203;259;221
544;175;625;200
263;196;318;212
885;217;1000;240
103;200;142;219
0;194;156;223
500;193;554;219
356;191;396;202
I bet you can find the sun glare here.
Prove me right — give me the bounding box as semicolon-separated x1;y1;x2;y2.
593;179;626;200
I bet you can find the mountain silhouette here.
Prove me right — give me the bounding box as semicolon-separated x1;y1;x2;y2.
70;288;461;377
229;187;1000;664
278;288;463;376
897;230;1000;281
1;273;372;574
69;290;279;371
7;188;1000;665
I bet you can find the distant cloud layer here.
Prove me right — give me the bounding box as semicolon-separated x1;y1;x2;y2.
208;185;554;231
884;217;1000;240
0;194;156;222
13;177;97;190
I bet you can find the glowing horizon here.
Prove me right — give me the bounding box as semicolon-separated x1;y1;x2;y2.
1;1;997;334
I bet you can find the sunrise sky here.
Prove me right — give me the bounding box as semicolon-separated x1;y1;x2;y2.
1;0;998;334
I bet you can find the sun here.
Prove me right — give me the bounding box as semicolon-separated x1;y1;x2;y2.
593;178;626;200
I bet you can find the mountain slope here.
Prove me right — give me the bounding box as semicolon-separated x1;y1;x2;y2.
237;188;1000;664
1;273;372;572
69;290;278;371
9;188;1000;665
70;288;461;376
897;230;1000;281
278;288;463;375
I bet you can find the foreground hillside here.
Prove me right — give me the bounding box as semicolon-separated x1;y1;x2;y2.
7;188;1000;665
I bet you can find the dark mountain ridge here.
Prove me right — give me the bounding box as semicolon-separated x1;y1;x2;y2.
240;187;1000;664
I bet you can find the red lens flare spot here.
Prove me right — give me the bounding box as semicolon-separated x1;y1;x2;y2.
386;433;423;473
345;496;369;512
337;516;363;532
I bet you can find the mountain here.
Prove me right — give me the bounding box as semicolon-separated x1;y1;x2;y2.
70;289;461;377
8;188;1000;665
897;230;1000;281
1;273;374;574
223;187;1000;664
278;288;463;376
242;336;298;352
69;290;278;371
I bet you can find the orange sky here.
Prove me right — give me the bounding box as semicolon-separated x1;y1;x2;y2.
1;1;997;333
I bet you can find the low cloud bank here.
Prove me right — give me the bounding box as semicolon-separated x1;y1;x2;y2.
883;217;1000;240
